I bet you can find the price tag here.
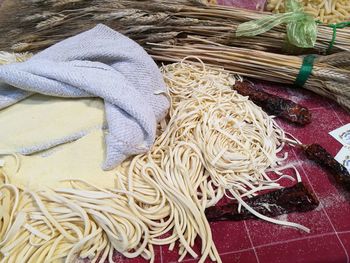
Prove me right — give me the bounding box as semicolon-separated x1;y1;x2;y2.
330;123;350;147
335;147;350;172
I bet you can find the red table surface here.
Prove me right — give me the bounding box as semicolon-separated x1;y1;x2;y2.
1;0;349;263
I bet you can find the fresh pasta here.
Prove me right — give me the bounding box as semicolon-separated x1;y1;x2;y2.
266;0;350;24
0;53;307;263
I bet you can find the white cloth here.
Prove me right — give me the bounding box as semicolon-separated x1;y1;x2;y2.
0;24;169;170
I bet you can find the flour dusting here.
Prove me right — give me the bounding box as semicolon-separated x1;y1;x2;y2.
285;88;310;104
276;214;289;221
316;193;347;211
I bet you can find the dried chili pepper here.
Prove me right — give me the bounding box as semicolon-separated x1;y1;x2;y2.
205;182;319;222
304;143;350;191
233;82;311;125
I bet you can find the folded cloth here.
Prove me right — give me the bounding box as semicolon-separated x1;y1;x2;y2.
0;24;170;170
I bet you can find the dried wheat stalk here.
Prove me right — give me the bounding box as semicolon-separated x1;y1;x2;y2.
148;38;350;110
0;0;349;54
1;0;349;110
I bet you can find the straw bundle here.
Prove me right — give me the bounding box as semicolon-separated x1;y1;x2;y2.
148;39;350;110
0;0;349;55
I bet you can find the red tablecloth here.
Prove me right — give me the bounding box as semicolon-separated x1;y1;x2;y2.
138;1;350;263
113;84;350;263
1;0;349;262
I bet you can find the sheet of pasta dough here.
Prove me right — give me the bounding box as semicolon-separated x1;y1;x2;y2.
3;130;117;190
0;94;117;190
0;94;105;154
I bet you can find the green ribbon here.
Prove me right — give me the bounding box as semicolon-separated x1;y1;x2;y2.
236;0;317;48
327;21;350;54
294;54;316;87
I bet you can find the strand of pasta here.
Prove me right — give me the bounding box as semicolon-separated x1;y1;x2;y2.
0;53;308;263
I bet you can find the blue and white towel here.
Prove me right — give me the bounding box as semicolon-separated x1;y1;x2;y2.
0;24;169;170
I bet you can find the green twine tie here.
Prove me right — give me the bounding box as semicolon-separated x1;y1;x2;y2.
236;0;317;48
294;54;316;88
327;21;350;54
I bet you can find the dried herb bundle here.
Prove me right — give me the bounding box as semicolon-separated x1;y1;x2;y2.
0;0;349;54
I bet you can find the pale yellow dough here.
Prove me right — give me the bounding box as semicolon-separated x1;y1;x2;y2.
3;130;116;190
0;94;105;153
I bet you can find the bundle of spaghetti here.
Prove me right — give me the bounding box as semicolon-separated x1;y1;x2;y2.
0;54;307;263
0;0;349;55
149;40;350;111
267;0;350;24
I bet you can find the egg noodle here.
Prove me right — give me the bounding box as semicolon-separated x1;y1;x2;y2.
0;53;307;263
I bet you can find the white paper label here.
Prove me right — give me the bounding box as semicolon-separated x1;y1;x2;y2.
329;123;350;147
335;147;350;172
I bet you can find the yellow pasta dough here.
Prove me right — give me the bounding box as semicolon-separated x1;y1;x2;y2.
0;54;306;263
0;95;105;154
3;130;115;190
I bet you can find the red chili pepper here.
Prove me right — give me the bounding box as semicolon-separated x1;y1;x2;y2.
205;183;319;222
304;144;350;192
234;82;311;126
